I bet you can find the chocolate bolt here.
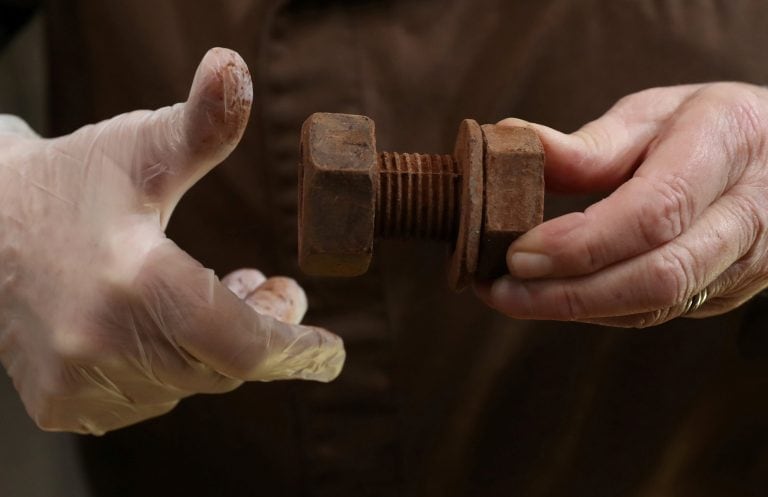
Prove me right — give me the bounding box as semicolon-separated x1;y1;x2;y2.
298;112;545;291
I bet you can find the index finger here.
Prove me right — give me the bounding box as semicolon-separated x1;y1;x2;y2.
138;242;345;383
506;84;761;280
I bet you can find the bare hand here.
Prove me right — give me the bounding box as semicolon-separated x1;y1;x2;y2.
481;83;768;328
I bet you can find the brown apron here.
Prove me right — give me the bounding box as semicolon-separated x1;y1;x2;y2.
43;1;768;495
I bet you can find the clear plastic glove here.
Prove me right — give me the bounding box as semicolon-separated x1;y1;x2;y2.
0;48;345;435
481;83;768;328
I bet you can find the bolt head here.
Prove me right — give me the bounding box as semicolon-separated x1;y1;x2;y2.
298;113;377;277
475;125;545;280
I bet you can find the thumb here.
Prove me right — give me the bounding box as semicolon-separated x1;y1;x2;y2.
498;85;703;193
135;47;252;218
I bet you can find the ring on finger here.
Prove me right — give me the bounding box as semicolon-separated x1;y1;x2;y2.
682;287;709;316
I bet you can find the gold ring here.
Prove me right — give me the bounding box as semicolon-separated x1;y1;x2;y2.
682;288;709;315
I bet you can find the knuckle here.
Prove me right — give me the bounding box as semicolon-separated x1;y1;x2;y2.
637;176;693;247
725;193;763;254
223;346;265;380
579;236;602;272
610;86;686;124
221;315;276;379
649;249;695;306
577;208;610;271
699;83;768;164
574;121;613;163
571;242;606;277
559;286;588;321
611;87;662;114
51;325;109;365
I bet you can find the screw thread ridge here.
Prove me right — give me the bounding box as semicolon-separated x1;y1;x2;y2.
376;151;461;240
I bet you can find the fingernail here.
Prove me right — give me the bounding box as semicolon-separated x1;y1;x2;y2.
490;277;533;316
288;338;346;383
498;117;531;127
490;277;512;304
508;252;553;278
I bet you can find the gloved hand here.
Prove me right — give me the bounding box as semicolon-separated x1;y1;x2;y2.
482;83;768;328
0;48;344;435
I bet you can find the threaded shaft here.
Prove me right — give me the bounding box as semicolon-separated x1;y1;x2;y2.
376;151;461;240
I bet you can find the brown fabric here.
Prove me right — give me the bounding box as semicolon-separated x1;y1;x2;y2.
0;0;37;47
42;0;768;495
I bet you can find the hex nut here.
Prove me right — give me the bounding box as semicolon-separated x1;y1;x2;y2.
298;113;377;277
475;125;544;280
